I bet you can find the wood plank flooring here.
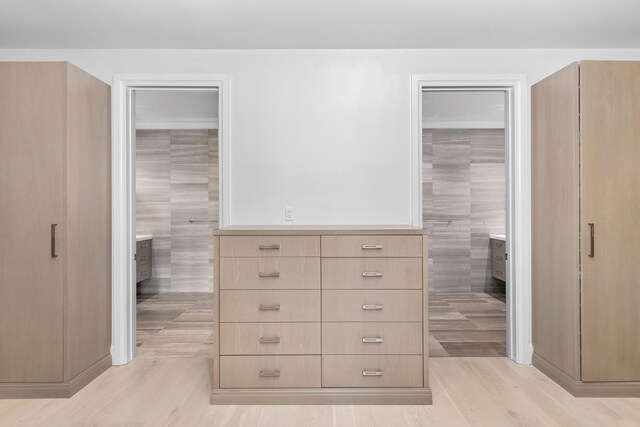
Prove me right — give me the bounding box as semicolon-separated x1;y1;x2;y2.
2;356;639;426
429;292;506;357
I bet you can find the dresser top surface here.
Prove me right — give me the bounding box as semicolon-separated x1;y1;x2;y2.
214;225;427;236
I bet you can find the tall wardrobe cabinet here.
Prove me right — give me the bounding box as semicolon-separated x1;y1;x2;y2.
532;61;640;397
0;62;112;398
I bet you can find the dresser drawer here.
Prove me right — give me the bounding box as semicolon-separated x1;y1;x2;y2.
322;322;423;355
220;323;321;355
321;258;422;290
220;290;320;322
220;236;320;257
322;355;423;388
321;235;422;258
492;261;506;281
220;356;321;388
322;290;422;322
136;264;151;283
220;257;320;290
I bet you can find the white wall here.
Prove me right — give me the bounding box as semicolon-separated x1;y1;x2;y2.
2;49;639;225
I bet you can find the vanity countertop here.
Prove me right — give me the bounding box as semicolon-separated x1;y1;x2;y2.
490;234;506;241
136;234;153;242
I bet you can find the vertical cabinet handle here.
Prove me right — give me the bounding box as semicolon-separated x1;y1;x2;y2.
51;224;58;258
588;223;595;258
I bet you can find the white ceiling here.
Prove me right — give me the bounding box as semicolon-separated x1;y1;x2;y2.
135;89;218;130
1;0;639;49
422;91;505;129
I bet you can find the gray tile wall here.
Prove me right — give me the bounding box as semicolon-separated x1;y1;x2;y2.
423;129;505;293
136;129;219;294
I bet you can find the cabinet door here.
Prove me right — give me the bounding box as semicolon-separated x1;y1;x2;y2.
531;63;581;380
581;61;640;382
0;63;65;382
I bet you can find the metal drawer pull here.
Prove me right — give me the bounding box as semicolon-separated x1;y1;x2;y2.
259;336;281;344
140;243;149;248
258;272;281;278
362;244;383;250
259;304;281;311
51;224;58;258
362;304;383;310
362;337;383;343
259;244;280;250
362;271;382;277
588;223;595;258
362;369;383;376
260;369;281;378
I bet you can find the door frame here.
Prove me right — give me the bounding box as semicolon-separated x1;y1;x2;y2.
410;74;531;364
111;74;231;365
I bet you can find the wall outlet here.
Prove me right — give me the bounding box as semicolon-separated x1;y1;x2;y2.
285;206;295;221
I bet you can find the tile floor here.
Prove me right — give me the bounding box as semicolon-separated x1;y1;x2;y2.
136;292;215;358
429;292;506;357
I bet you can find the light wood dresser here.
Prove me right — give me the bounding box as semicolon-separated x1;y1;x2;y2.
211;226;431;405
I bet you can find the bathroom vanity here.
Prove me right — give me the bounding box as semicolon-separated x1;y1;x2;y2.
490;234;506;282
136;235;153;283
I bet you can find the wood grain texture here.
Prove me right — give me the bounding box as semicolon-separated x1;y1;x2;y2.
531;62;581;380
422;235;429;386
322;355;423;388
7;357;640;423
64;63;112;381
220;290;321;322
321;258;422;290
0;62;66;383
220;257;320;289
212;235;221;389
322;322;422;355
580;61;640;382
220;235;320;257
219;356;321;388
321;235;422;258
136;129;218;293
220;323;321;355
422;128;505;293
322;290;422;322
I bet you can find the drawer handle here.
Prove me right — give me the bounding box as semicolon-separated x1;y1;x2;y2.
259;336;281;344
259;304;281;311
260;369;281;378
258;272;280;278
362;271;382;277
362;304;383;310
51;224;58;258
362;336;383;343
362;369;383;376
259;244;280;250
362;244;383;250
140;243;149;248
139;270;148;276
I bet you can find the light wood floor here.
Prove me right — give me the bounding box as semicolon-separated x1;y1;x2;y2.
429;292;506;357
2;293;638;426
2;357;640;426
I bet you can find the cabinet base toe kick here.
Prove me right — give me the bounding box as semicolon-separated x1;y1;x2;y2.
211;387;432;405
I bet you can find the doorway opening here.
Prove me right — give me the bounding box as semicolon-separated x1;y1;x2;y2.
133;88;218;358
411;74;531;364
112;74;229;365
422;90;508;357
